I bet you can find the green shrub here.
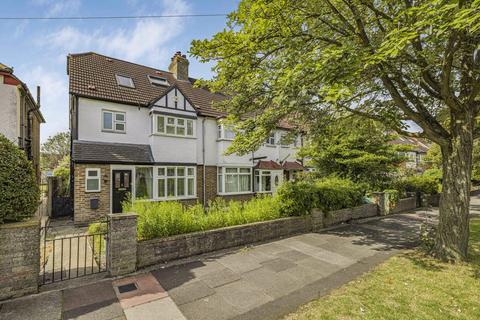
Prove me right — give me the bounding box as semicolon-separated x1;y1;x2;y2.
398;175;440;195
315;177;366;212
124;196;285;240
0;134;39;224
277;180;318;216
384;189;399;209
87;222;107;264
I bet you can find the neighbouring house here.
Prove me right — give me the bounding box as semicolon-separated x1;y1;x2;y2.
68;52;304;224
391;136;431;171
0;63;45;182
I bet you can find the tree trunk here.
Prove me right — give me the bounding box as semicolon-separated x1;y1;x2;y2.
434;111;474;262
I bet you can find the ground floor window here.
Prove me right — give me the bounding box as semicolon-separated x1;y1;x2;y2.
156;166;196;199
85;168;101;192
255;170;273;193
133;166;196;200
135;167;153;199
217;167;252;194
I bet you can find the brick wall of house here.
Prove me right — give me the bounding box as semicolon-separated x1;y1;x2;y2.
74;163;110;225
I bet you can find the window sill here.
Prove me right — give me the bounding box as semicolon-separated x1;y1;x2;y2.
85;190;101;193
264;144;276;148
102;130;126;134
150;133;196;139
216;138;234;142
135;196;198;202
217;192;254;196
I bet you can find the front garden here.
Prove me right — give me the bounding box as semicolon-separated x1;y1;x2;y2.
114;174;438;241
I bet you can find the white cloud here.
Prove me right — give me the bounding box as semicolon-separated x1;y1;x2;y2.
42;0;191;65
32;0;81;16
18;66;69;141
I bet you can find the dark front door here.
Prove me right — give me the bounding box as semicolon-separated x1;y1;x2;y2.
112;170;132;213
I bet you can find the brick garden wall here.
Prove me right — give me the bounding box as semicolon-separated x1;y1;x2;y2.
323;204;378;227
0;218;40;301
391;197;417;214
74;163;111;225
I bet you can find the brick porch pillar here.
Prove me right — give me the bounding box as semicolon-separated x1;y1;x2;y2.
107;213;137;277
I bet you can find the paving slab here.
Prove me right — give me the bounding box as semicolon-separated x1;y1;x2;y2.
168;280;215;306
200;268;241;288
216;253;263;274
63;281;124;320
214;280;274;313
260;258;296;272
0;291;62;320
123;297;185;320
242;267;302;299
179;294;242;320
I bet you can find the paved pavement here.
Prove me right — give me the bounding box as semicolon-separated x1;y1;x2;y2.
0;206;441;320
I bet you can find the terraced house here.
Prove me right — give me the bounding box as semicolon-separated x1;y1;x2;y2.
68;52;304;224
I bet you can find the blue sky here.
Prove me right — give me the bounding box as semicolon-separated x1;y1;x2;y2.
1;0;239;141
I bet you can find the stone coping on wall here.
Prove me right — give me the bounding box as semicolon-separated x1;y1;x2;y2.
136;203;385;268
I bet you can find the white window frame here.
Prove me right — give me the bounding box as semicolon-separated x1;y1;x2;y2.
155;166;196;200
266;132;276;146
217;124;236;141
115;74;135;88
85;168;101;192
217;167;252;195
255;170;273;193
147;75;169;87
102;110;126;133
154;115;195;138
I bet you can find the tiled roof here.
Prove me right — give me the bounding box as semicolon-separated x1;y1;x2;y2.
255;160;283;170
69;53;278;122
389;136;431;153
67;52;294;129
282;161;304;170
72;140;154;164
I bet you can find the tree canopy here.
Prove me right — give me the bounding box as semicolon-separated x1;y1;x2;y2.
191;0;480;261
300;116;407;190
41;131;70;170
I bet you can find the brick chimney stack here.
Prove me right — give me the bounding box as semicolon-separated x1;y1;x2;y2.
168;51;189;81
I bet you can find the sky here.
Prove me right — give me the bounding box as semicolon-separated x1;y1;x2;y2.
1;0;240;142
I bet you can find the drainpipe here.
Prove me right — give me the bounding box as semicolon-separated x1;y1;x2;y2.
202;118;206;206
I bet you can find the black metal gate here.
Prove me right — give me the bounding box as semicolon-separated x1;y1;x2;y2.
50;176;73;218
39;222;108;285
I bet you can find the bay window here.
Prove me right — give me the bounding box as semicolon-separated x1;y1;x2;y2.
255;170;272;193
135;167;153;199
217;167;252;194
154;115;194;137
156;166;195;199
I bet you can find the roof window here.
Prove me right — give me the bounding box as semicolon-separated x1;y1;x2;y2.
148;75;169;87
115;74;135;88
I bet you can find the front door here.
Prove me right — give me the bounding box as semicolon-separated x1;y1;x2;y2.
112;170;132;213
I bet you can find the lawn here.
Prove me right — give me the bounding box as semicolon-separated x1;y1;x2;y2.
284;219;480;320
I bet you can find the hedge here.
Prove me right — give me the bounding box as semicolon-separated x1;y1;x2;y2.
0;134;39;223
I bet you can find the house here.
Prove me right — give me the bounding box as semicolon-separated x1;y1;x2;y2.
0;63;45;182
390;136;431;171
68;52;304;224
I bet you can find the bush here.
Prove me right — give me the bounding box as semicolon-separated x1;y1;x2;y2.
384;189;399;209
277;180;318;216
0;134;39;223
315;177;366;212
124;196;285;240
87;222;107;264
277;177;366;215
398;175;440;195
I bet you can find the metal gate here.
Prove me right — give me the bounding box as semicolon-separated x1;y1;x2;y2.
49;176;73;218
39;222;108;285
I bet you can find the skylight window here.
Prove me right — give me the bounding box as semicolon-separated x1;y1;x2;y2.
148;75;169;87
115;74;135;88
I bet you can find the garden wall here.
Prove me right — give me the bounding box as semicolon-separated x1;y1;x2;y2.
137;203;380;268
0;218;40;301
391;196;417;214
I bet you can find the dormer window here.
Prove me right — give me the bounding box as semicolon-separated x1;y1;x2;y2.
148;75;169;87
115;74;135;88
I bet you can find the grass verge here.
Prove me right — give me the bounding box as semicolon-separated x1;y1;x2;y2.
284;219;480;320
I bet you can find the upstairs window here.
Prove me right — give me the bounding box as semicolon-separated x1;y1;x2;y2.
217;124;236;140
148;75;169;87
103;110;126;133
266;132;276;145
115;74;135;88
155;115;194;137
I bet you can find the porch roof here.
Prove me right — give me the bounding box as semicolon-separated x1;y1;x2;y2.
72;140;154;164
